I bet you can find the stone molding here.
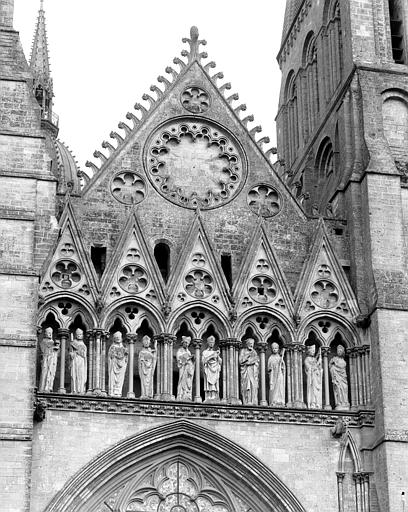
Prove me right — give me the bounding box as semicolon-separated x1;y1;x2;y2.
38;392;375;428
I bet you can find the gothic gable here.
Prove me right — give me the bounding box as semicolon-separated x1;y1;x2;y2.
294;219;360;321
39;202;98;305
232;222;294;320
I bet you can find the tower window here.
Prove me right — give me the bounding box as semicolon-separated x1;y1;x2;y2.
91;246;106;279
221;253;232;289
389;0;406;64
154;242;170;282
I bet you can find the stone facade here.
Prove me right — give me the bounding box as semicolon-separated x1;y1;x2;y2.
0;0;407;511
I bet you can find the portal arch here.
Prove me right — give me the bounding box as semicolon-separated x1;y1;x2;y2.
45;420;306;512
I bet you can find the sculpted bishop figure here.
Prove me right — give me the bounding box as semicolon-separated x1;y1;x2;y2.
108;331;129;397
202;335;222;402
138;335;157;399
239;338;259;405
39;327;60;392
70;328;87;394
267;342;286;406
176;336;195;401
304;345;322;409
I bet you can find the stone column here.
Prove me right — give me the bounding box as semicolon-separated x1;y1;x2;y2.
362;473;370;512
336;472;345;512
258;340;268;406
57;329;69;394
126;334;136;399
219;340;228;403
86;329;93;395
322;347;332;410
93;329;103;394
226;338;241;405
357;347;366;406
154;334;162;399
293;344;305;408
363;345;371;405
100;331;107;396
285;344;294;407
347;348;358;410
154;334;175;400
193;338;202;403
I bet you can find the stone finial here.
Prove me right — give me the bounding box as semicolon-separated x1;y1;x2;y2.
182;26;207;63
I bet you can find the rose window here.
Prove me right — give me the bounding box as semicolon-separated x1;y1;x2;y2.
185;269;213;299
111;171;146;205
181;86;210;113
51;260;82;289
311;280;339;308
118;265;148;293
248;275;277;304
247;184;281;217
145;120;246;209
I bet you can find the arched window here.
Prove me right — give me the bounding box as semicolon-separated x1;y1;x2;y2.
316;137;334;181
323;0;344;98
382;90;408;162
154;242;170;282
284;71;300;167
388;0;406;64
302;32;320;139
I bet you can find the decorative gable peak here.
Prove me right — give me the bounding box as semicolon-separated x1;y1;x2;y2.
83;26;282;196
295;219;360;321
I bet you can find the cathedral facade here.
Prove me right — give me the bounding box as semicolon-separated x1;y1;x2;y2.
0;0;407;511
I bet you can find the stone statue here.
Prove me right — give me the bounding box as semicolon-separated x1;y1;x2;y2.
108;331;129;397
239;338;259;405
70;328;87;394
267;342;286;406
39;327;59;392
202;335;222;402
304;345;322;409
329;345;350;410
138;335;157;399
176;336;195;401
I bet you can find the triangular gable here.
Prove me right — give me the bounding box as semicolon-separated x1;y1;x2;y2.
232;221;294;319
39;201;99;304
167;213;231;315
100;210;166;310
79;27;305;218
294;219;360;319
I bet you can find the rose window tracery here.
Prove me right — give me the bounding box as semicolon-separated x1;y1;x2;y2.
118;265;149;293
248;275;277;304
51;260;82;289
145;120;246;209
311;280;339;308
111;172;146;205
247;185;281;217
181;86;210;113
185;270;213;299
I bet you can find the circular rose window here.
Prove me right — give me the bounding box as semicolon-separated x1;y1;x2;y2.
144;119;247;209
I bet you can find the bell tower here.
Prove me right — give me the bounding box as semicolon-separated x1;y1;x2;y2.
276;0;408;510
0;0;58;509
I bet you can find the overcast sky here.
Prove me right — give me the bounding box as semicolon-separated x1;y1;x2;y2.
14;0;286;170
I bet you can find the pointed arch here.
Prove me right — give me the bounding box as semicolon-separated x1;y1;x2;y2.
302;31;320;140
44;420;307;512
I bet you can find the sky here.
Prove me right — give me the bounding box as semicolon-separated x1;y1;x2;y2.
13;0;287;171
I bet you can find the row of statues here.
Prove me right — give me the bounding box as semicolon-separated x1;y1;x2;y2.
39;328;350;409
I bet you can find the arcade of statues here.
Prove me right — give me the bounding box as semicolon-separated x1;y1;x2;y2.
38;326;370;410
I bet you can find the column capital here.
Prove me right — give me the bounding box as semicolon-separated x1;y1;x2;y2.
321;346;331;356
126;334;137;344
154;333;176;345
346;347;358;357
92;328;105;337
336;472;346;482
257;340;268;353
223;338;240;348
192;338;202;349
57;328;70;337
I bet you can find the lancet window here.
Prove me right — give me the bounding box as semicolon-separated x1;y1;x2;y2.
388;0;406;64
302;32;320;140
323;0;344;99
284;71;300;167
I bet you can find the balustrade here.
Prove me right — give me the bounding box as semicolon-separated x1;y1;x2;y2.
37;327;372;411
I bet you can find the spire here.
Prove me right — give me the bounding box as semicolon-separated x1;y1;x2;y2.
30;0;55;126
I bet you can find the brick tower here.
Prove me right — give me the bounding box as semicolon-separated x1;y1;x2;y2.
276;0;408;510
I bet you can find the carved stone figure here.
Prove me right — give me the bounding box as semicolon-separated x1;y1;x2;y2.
267;342;286;406
108;331;129;397
70;328;87;394
202;335;222;402
39;327;59;392
138;335;157;399
239;338;259;405
176;336;195;401
329;345;350;410
304;345;322;409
